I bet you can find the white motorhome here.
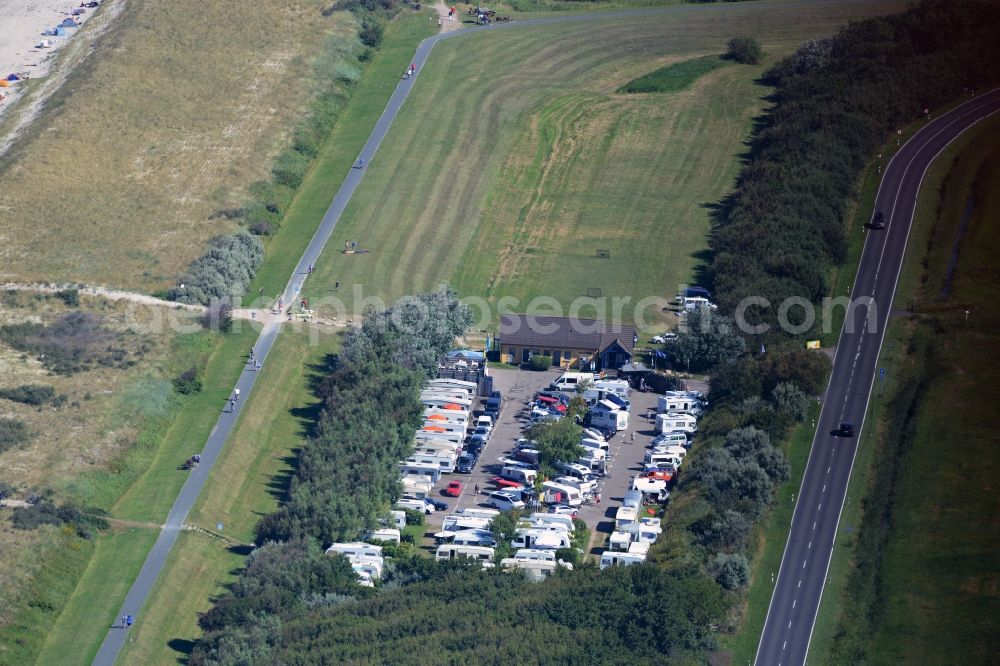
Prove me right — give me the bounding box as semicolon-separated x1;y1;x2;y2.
631;477;669;503
527;513;575;533
326;542;383;559
600;551;646;569
549;372;594;392
542;481;583;507
420;395;473;411
657;394;703;416
424;408;471;425
592;379;630;400
398;461;442;485
450;529;497;547
405;454;456;474
435;544;495;563
513;548;557;563
421;420;467;436
500;465;537;485
645;452;682;469
580;437;610;453
365;528;401;544
552;476;596;497
389;510;407;530
681;296;717;311
615;504;640;529
400;475;433;498
415;429;464;446
513;528;572;550
454;507;500;520
655;412;697;435
589;404;629;432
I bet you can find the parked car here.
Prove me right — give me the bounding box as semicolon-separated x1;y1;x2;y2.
548;504;578;518
492;476;525;490
467;434;487;453
445;481;463;497
487;490;526;511
456;453;476;473
472;425;492;439
651;332;677;344
396;498;433;515
425;497;449;512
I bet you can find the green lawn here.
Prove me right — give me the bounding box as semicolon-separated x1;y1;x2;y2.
809;111;1000;664
617;55;728;93
114;325;343;664
301;0;906;328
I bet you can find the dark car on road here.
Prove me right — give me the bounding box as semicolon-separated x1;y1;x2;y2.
836;422;855;437
456;452;476;473
869;211;886;229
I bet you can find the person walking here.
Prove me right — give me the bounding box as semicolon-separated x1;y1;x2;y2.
121;615;127;629
335;280;340;291
230;399;236;413
249;346;255;361
630;431;636;446
125;614;133;628
254;359;261;371
474;483;480;495
234;387;240;402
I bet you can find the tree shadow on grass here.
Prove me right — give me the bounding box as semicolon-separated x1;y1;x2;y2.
167;638;196;662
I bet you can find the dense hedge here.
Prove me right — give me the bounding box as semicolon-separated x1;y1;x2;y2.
709;0;1000;337
166;232;264;306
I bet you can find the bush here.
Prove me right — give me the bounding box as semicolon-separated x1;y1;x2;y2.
55;289;80;307
203;299;234;333
249;221;276;236
359;21;384;48
709;552;750;590
726;36;762;64
0;384;55;405
0;417;32;454
528;354;552;371
770;381;809;421
173;368;203;395
167;232;264;306
0;312;135;375
0;481;14;501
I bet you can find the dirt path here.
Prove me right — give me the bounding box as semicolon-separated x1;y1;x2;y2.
436;0;464;32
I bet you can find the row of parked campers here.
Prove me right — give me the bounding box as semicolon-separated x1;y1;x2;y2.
326;542;386;587
400;379;485;495
599;489;665;569
434;509;577;579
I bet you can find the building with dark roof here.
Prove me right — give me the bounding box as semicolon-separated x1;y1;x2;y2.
497;314;636;370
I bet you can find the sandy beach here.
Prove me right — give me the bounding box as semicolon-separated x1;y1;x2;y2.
0;0;101;114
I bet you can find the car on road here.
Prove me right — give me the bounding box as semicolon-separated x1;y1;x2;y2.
467;434;488;453
869;211;886;229
548;504;578;518
445;481;463;497
836;421;855;437
472;425;492;440
487;490;525;511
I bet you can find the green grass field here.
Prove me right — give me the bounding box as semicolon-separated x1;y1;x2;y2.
114;325;342;664
809;111;1000;664
617;55;727;93
300;0;906;328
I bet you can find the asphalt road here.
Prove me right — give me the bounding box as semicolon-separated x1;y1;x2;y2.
755;89;1000;666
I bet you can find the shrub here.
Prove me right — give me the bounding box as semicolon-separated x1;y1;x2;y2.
726;37;762;64
173;368;204;395
203;299;234;333
0;312;134;375
528;354;552;371
709;552;750;590
249;221;276;236
0;417;32;453
167;232;264;306
0;384;55;405
55;289;80;307
770;381;810;421
0;481;14;501
359;21;384;48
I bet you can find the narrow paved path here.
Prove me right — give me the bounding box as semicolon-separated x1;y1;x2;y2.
755;89;1000;666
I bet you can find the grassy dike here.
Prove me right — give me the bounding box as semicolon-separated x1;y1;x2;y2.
246;11;438;303
808;111;1000;663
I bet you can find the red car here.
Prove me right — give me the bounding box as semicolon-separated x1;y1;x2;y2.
445;481;463;497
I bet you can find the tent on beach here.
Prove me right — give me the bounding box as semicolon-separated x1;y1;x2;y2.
6;74;21;81
60;18;78;27
54;26;68;36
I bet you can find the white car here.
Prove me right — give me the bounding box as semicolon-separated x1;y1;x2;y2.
396;498;434;515
487;491;526;511
651;333;677;344
548;505;578;518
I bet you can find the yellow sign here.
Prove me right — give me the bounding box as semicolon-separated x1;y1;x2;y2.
805;340;821;350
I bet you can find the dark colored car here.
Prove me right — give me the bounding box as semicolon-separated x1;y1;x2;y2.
456;453;476;473
870;211;886;229
424;497;449;512
485;396;502;419
837;422;855;437
467;435;487;455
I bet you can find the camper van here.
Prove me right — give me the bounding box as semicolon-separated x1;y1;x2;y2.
435;544;495;563
400;475;433;498
398;461;442;485
395;497;433;514
592;379;630;400
427;379;477;397
615;504;640;529
415;429;464;446
600;551;647;569
542;481;583;507
527;513;576;533
655;412;697;435
555;461;594;481
656;395;703;416
549;372;594;392
420;395;473;411
450;529;497;548
631;477;669;503
500;465;537;486
589;402;629;432
552;476;596;498
644;452;682;469
326;542;383;559
512;528;572;550
582;388;630;412
580;437;610;453
650;432;689;448
405;454;456;474
681;296;717;311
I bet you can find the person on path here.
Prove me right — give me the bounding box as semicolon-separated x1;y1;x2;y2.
249;346;256;361
474;483;480;495
121;615;127;629
234;387;240;402
255;360;261;371
630;431;636;445
335;280;340;291
230;399;236;413
595;492;601;505
125;614;133;628
345;241;350;251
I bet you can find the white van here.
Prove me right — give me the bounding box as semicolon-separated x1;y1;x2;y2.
475;415;494;430
513;528;571;550
395;498;433;515
600;551;646;569
435;544;495;563
549;372;593;392
365;528;401;544
398;462;442;484
645;452;682;469
650;432;689;448
682;296;717;311
487;491;526;511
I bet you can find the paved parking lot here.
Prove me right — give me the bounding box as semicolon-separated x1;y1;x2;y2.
425;367;666;556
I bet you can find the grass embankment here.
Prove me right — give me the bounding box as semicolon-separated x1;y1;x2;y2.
0;0;355;291
247;11;437;302
116;326;342;665
809;112;1000;664
302;0;905;326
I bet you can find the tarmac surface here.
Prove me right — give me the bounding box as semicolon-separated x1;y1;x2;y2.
755;89;1000;666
